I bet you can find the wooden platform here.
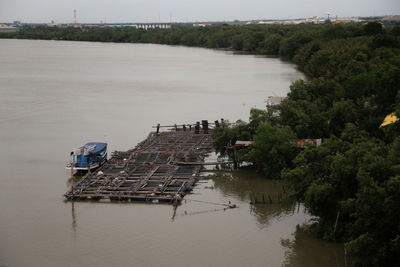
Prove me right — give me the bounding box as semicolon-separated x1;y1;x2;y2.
64;126;214;203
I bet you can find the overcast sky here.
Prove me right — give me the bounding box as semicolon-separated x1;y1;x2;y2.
0;0;399;23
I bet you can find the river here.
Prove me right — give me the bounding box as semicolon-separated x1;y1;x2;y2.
0;39;346;266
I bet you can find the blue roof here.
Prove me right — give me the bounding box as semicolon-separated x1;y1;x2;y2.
84;142;107;154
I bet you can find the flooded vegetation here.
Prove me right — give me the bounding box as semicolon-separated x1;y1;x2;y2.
196;170;347;267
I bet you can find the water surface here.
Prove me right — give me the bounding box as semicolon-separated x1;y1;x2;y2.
0;39;345;266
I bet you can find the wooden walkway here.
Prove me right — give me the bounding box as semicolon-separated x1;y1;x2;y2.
64;125;215;203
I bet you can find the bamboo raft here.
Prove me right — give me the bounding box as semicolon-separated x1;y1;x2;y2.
64;122;216;203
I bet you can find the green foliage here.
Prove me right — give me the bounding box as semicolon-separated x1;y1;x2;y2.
279;31;313;59
212;109;296;178
363;22;383;35
305;183;336;219
285;125;400;266
248;108;276;131
249;121;296;178
212;120;251;157
231;34;244;50
371;34;400;49
329;100;359;135
279;78;336;138
259;33;282;54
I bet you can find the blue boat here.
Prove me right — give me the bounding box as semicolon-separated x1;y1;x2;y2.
67;142;107;171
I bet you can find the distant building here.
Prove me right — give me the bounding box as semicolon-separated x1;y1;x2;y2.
234;139;323;149
336;17;362;23
257;21;277;25
306;16;323;24
363;21;384;26
234;140;253;147
382;15;400;22
131;23;171;30
0;24;18;32
193;23;211;27
47;20;59;27
295;139;322;148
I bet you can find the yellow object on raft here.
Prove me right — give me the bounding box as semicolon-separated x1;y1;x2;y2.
380;113;399;128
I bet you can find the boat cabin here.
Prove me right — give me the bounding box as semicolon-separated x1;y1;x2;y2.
68;142;107;171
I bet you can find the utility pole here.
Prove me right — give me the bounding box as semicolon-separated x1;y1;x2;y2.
74;9;77;27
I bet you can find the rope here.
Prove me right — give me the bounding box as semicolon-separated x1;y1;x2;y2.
185;198;235;207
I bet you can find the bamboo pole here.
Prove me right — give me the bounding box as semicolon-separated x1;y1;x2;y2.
70;154;74;195
333;209;340;236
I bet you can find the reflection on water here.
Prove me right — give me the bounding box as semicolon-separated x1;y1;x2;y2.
210;169;296;227
173;206;229;220
171;205;178;221
282;226;347;267
71;201;77;238
206;169;347;267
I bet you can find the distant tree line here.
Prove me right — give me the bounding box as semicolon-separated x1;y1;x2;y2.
1;23;396;59
2;22;400;266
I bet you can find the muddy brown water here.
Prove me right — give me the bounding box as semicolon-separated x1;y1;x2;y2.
0;39;346;266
